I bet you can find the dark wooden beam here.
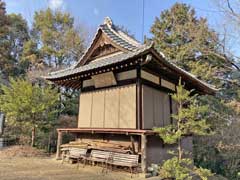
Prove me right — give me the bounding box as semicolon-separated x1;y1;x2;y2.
169;95;173;124
136;65;142;130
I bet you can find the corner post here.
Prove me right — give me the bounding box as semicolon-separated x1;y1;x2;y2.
56;130;63;160
136;65;142;129
141;134;147;173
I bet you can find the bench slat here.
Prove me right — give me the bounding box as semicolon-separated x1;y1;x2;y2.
109;152;139;167
88;150;111;163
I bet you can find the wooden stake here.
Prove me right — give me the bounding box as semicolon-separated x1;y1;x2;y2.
141;134;147;173
56;131;63;160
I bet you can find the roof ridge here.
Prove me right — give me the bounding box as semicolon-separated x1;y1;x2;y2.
101;24;137;50
102;17;141;49
103;17;141;46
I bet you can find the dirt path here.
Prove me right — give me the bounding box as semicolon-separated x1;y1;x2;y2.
0;157;144;180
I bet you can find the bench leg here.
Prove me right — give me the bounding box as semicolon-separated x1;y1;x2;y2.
104;163;107;174
130;167;133;178
83;158;86;168
61;155;67;164
77;159;80;169
101;162;104;173
61;156;64;164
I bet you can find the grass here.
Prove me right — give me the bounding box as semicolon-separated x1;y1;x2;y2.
0;156;145;180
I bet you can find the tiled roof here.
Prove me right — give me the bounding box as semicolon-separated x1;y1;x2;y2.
73;17;142;68
100;24;139;51
45;44;152;80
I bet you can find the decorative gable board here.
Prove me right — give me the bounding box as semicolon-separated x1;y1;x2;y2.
77;30;129;66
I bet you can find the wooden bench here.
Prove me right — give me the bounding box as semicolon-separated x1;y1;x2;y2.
62;148;87;168
87;150;111;172
108;152;139;177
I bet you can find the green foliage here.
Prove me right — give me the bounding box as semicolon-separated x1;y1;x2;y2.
7;14;29;76
0;10;30;78
154;81;211;145
150;3;230;85
20;40;41;71
0;78;60;146
160;157;213;180
160;157;192;180
154;80;213;180
0;0;10;77
150;2;240;179
32;8;85;67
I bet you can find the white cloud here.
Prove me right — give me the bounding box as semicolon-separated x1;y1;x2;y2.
93;8;99;16
49;0;65;10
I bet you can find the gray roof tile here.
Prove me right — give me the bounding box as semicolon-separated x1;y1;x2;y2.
45;44;152;80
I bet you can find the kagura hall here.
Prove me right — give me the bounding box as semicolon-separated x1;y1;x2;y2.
45;17;216;173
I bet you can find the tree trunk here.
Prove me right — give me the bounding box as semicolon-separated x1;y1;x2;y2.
178;101;182;161
47;132;51;153
31;126;36;147
178;138;182;161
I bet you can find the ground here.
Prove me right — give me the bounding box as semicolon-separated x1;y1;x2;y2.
0;156;148;180
0;146;149;180
0;146;226;180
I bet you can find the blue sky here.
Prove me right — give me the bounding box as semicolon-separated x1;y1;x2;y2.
5;0;223;43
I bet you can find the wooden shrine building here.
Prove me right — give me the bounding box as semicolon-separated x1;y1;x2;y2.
45;17;216;172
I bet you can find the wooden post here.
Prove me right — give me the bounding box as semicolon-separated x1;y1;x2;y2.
136;65;142;129
56;130;63;160
130;136;136;154
141;134;147;173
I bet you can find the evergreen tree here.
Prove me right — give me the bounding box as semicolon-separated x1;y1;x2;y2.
150;3;232;85
150;3;240;178
154;80;213;180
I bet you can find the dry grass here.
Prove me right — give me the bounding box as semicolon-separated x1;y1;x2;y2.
0;146;146;180
0;156;145;180
0;146;227;180
0;146;47;158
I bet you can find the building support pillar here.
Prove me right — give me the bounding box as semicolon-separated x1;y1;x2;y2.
141;134;147;173
56;130;63;160
136;65;142;129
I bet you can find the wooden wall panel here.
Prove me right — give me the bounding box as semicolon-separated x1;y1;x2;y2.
142;85;171;129
171;99;178;125
119;85;136;128
91;90;105;127
142;86;154;129
105;88;119;128
78;92;92;127
163;94;171;126
153;90;164;127
78;84;136;128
